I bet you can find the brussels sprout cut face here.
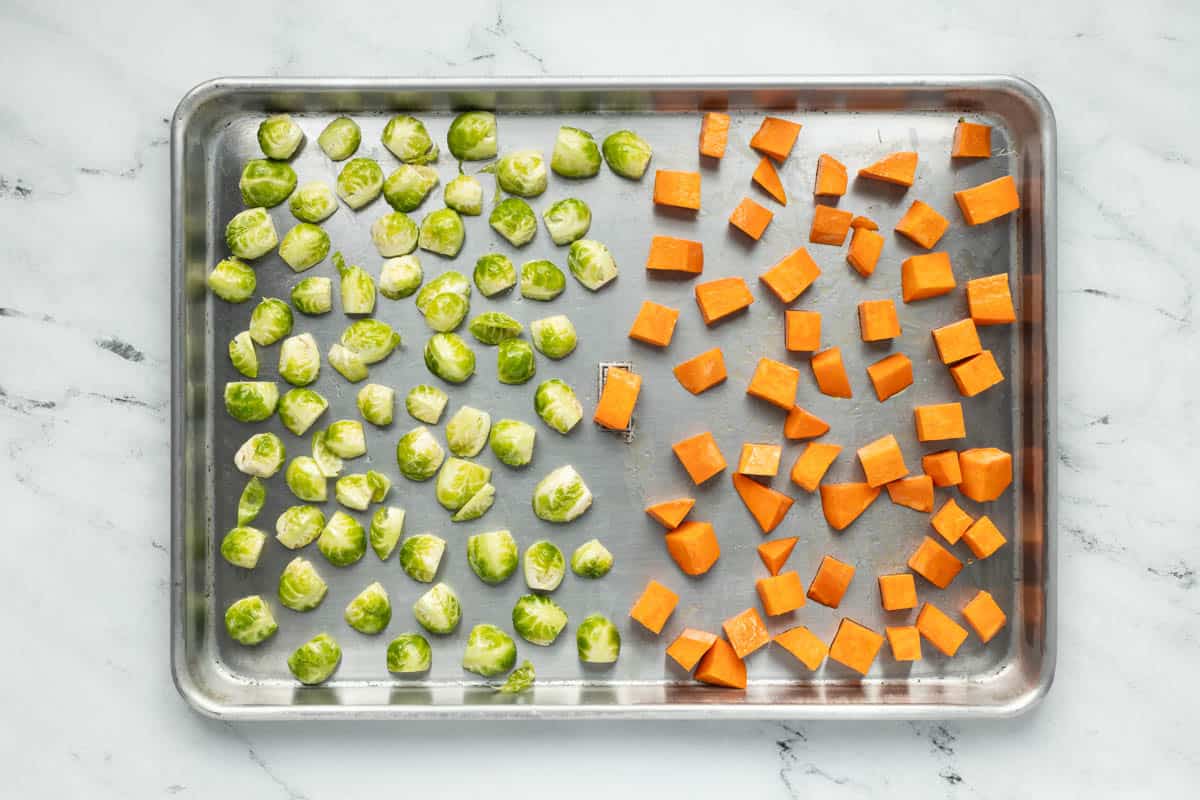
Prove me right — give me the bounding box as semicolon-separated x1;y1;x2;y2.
334;253;377;315
489;197;537;247
327;344;368;383
472;253;517;297
317;116;361;161
220;527;266;569
379;255;424;299
533;379;582;434
532;464;593;523
229;331;258;378
384;164;439;213
369;506;405;561
278;557;328;611
279;221;330;271
311;429;344;477
234;432;286;478
519;260;566;301
416;270;471;313
370;212;419;257
286;456;328;502
325;419;367;458
436;457;492;511
249;298;293;346
278;333;321;386
382;115;438;164
405;384;448;425
567;239;618;291
490;419;536;467
494;149;547;197
225;207;279;260
336;158;384;209
335;473;375;511
225;382;279;423
551;126;602;178
224;595;278;646
497;339;536;385
412;582;461;634
571;538;614;578
447;111;497;161
291;276;333;315
207;258;256;303
523;540;565;591
275;505;325;550
289;181;339;223
344;582;392;634
462;624;518;677
467;530;518;584
423;292;469;333
512;594;568;645
356;383;395;427
444;174;483;216
445;406;492;457
340;319;400;364
258;114;304;160
601;129;653;179
395;426;446;481
424;333;476;384
239;159;297;208
418;208;466;257
497;660;535;694
530;315;578;360
279;388;328;436
237;477;266;526
288;633;342;685
399;533;447;582
468;312;522;346
451;482;495;522
387;633;433;673
318;510;367;567
542;198;592;245
577;614;621;664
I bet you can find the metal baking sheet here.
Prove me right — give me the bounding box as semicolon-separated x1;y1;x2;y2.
171;77;1056;719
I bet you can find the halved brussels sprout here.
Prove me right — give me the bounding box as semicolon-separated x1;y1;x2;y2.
532;464;593;522
446;405;492;457
382;115;438;164
415;270;471;313
318;116;361;161
278;556;328;611
312;429;344;477
493;149;547;197
237;476;266;526
318;510;367;567
367;470;391;503
325;419;366;458
530;315;577;359
551;126;602;178
523;540;565;591
519;260;566;301
239;159;297;208
327;343;368;383
224;595;278;645
370;211;419;257
467;312;522;345
249;298;293;345
226;208;279;260
451;482;495;522
423;292;469;333
542;198;591;245
279;222;330;271
497;660;535;694
288;633;342;685
533;379;582;434
400;533;447;582
462;624;517;677
497;339;536;385
340;319;400;364
413;582;461;634
436;457;491;511
336;157;384;209
571;538;614;578
225;381;279;423
345;582;392;634
473;253;517;296
229;331;258;378
278;332;321;386
286;456;328;502
334;252;376;315
234;432;286;477
275;505;325;549
207;257;256;302
357;383;395;427
602;129;652;179
291;276;332;315
577;614;621;663
396;426;446;481
258;114;303;159
489;197;537;247
444;174;483;216
220;526;266;568
369;506;405;560
335;473;374;511
467;529;518;584
289;181;339;223
279;388;328;436
405;384;447;425
387;633;432;673
512;593;568;645
419;208;466;257
567;239;618;291
384;164;439;212
380;255;424;299
447;111;497;161
490;419;536;467
424;332;476;384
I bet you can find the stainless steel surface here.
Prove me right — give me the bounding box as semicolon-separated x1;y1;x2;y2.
171;76;1056;719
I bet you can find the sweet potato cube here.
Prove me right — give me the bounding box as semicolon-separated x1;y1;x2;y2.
695;277;754;325
878;573;918;611
886;475;934;512
901;252;956;301
846;228;885;277
630;579;680;634
930;498;974;544
857;151;917;187
959;447;1012;502
931;318;983;364
761;247;821;303
667;628;719;670
955;175;1020;225
653;169;701;210
694;637;746;688
737;443;782;477
866;353;913;401
916;602;969;656
829;619;884;674
814;153;848;196
750;116;802;162
731;473;794;534
914;402;966;441
756;571;807;616
886;626;923;661
790;442;842;492
811;347;852;398
967;273;1017;325
672;432;726;485
850;215;879;230
752;157;787;205
784;405;830;439
963;515;1008;559
665;521;721;576
673;348;727;394
773;626;828;670
952;121;992;158
645;497;695;529
809;204;854;246
746;357;800;410
723;607;770;658
757;537;797;576
698;112;731;159
857;434;908;487
894;200;949;249
729;196;774;240
785;310;821;352
858;299;901;342
628;300;680;348
950;350;1004;397
646;235;704;274
962;590;1007;643
923;451;963;487
807;555;855;608
908;536;964;589
819;482;880;530
593;367;641;431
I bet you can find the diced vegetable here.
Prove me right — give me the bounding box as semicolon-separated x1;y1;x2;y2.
522;541;565;591
828;619;884;675
422;292;469;333
344;582;392;635
722;607;770;658
288;633;342;685
644;498;695;530
334;473;375;511
220;526;266;569
672;431;726;485
916;602;968;656
532;464;592;522
908;536;963;589
952;120;992;158
228;330;258;378
954;175;1020;225
462;624;517;677
323;419;365;459
901;252;956;301
387;633;432;673
444;175;483;216
756;536;797;576
355;384;394;427
959;447;1012;502
551;126;602;178
415;270;471;313
512;594;568;646
664;521;720;576
567;239;618;291
412;582;461;634
533;379;583;434
673;348;727;395
369;506;406;561
370;212;419;257
593;366;641;431
492;149;547;197
809;205;853;246
418;208;465;257
814;153;847;196
405;384;448;424
878;573;918;611
249;298;293;346
436;457;491;512
923;451;963;488
225;382;279;423
858;151;918;186
384;164;439;212
490;419;536;467
489;197;538;247
737;443;782;477
761;247;821;303
257;114;303;159
783;405;830;439
225;207;279;260
698;112;730;159
399;533;447;582
694;276;753;325
746;357;800;410
424;332;476;384
652;169;701;210
496;339;536;385
473;253;517;296
446;405;492;457
628;300;679;348
207;257;256;302
289;181;339;223
857;434;908;487
318;510;367;567
570;538;614;578
931;318;982;365
278;333;320;386
629;579;678;634
785;310;821;352
224;595;278;646
818;482;880;530
964;515;1008;559
317;116;361;161
913;402;965;442
807;555;855;608
382;115;438;164
576;614;621;664
447;111;497;160
530;315;577;359
278;556;328;611
278;223;330;271
788;442;841;493
646;235;703;274
895;200;950;249
728;196;774;240
950;351;1004;397
379;255;424;300
694;638;745;688
666;628;717;671
773;626;828;671
750;116;802;161
865;353;913;402
846;227;884;277
811;346;852;398
731;473;793;534
327;343;368;382
756;571;806;616
336;158;384;209
751;157;786;204
601;129;652;179
395;426;446;481
519;259;566;300
886;475;934;512
240;159;297;208
291;276;333;315
962;590;1007;642
966;273;1017;324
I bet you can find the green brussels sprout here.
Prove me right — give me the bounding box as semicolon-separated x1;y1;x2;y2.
382;115;438;164
318;510;367;567
257;114;303;159
234;432;286;477
249;298;293;346
451;482;495;522
497;339;536;385
325;419;367;458
447;111;497;161
220;526;266;569
512;593;568;645
523;540;565;591
567;239;618;291
286;456;328;502
336;157;384;209
533;379;582;434
229;331;258;378
436;457;491;511
571;538;614;578
278;332;321;386
318;116;361;161
225;207;279;260
444;174;483;215
384;164;439;212
493;149;547;197
207;257;256;302
551;126;602;178
413;582;461;634
275;505;325;549
445;405;492;457
370;211;419;257
532;464;593;522
291;276;333;315
530;315;577;359
542;198;592;245
279;388;328;436
399;532;447;582
335;473;375;511
369;506;405;560
419;208;466;257
312;429;344;477
490;419;536;467
462;624;517;677
423;292;469;333
277;222;328;271
424;332;476;384
278;556;328;611
367;470;391;503
289;181;339;223
497;660;535;694
344;581;392;634
356;383;394;427
340;319;400;364
224;595;278;645
473;253;517;296
239;159;297;207
379;255;423;300
224;381;279;423
237;476;266;526
466;529;518;584
467;312;522;345
519;260;566;301
489;197;537;247
387;633;432;673
395;426;446;481
288;633;342;685
577;614;621;663
334;252;376;315
415;270;471;313
602;129;652;179
405;384;447;425
327;343;368;382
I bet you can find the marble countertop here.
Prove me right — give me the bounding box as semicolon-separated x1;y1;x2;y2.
2;0;1197;796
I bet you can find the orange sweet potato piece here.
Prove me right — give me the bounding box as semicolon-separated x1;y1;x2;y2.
757;537;797;576
829;618;884;675
858;299;900;342
857;151;918;187
950;350;1005;397
886;475;934;512
760;247;821;303
653;169;701;210
901;252;956;301
750;116;802;162
629;579;679;634
914;402;966;442
850;215;879;230
773;626;828;670
814;153;848;196
894;200;949;249
645;497;696;529
809;204;854;246
729;196;774;240
878;573;918;611
963;515;1008;559
737;443;782;477
955;175;1020;225
672;432;727;485
789;442;842;493
908;536;963;589
665;521;721;576
628;300;680;347
752;157;787;205
886;625;922;661
746;357;800;410
962;590;1007;643
922;451;963;487
756;571;806;616
931;318;982;364
646;235;704;274
731;473;794;534
784;406;830;439
967;273;1017;325
695;277;754;324
807;555;855;607
811;347;852;398
916;602;968;656
785;310;821;352
694;637;746;688
723;607;770;658
699;112;731;159
866;353;913;402
857;434;908;487
952;120;992;158
819;482;880;530
930;498;973;545
673;348;727;395
846;228;885;277
666;628;719;670
593;366;641;431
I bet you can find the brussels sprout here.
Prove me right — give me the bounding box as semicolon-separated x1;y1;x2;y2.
291;276;332;315
567;239;618;291
444;174;483;216
334;252;377;315
423;292;469;333
225;382;279;423
519;260;566;301
419;208;466;257
340;319;400;364
466;529;518;584
336;157;384;209
220;526;266;569
278;333;321;386
400;533;447;582
384;164;439;213
382;115;438;164
279;223;330;271
374;261;421;304
289;181;339;223
512;593;568;645
415;270;471;313
396;426;446;481
493;149;547;197
551;126;602;178
447;111;497;161
489;197;537;247
571;539;614;578
413;582;462;634
207;258;256;302
424;332;476;384
249;298;294;346
445;406;492;457
275;505;325;549
462;624;517;677
533;379;582;434
387;633;433;673
318;510;367;567
369;211;418;257
472;253;517;296
529;315;577;360
237;476;266;526
311;429;344;477
325;419;366;458
369;506;405;560
405;384;447;424
532;464;593;522
239;159;297;208
228;331;258;378
234;432;286;477
602;129;652;179
278;556;328;611
224;595;278;645
344;581;392;634
497;660;535;694
467;312;521;345
286;456;328;502
542;198;591;245
436;457;491;511
356;383;394;427
318;116;361;161
497;339;536;385
225;207;279;260
257;114;303;159
523;541;565;592
452;482;495;522
577;614;621;663
335;473;374;511
288;633;342;685
279;388;328;436
327;343;368;382
490;419;536;467
367;470;391;503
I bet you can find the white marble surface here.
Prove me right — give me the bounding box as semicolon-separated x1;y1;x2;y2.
2;0;1198;796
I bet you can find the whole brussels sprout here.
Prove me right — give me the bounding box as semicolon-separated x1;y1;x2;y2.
451;482;495;523
490;419;536;467
462;624;517;677
336;157;384;209
419;208;466;257
278;556;328;611
286;456;328;502
340;319;400;364
533;379;582;434
519;260;566;301
207;257;256;303
220;526;266;568
435;457;491;511
395;426;446;481
311;429;344;477
415;270;471;313
234;432;286;478
279;223;330;271
466;529;518;584
468;312;522;345
571;538;614;578
357;383;394;427
567;239;618;291
224;381;279;423
493;149;547;197
444;174;483;215
325;419;366;458
334;252;376;315
532;464;593;522
379;255;424;299
413;582;462;634
384;164;439;212
473;253;517;296
225;207;279;260
335;473;374;511
497;339;536;385
489;197;537;247
344;581;392;634
445;405;492;457
249;298;293;345
291;276;333;315
382;115;438;164
367;470;391;503
400;532;447;582
387;633;432;673
542;198;591;245
369;506;405;560
278;388;328;436
318;116;361;161
288;633;342;685
289;181;339;223
423;292;469;333
229;331;258;378
239;159;297;208
512;593;568;645
370;212;419;257
224;595;278;645
551;126;602;178
602;129;652;179
523;540;565;591
576;614;621;664
275;504;325;549
318;510;367;567
257;114;303;159
278;332;321;386
447;111;497;161
424;332;476;384
530;315;577;359
498;660;535;694
405;384;447;425
237;476;266;526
